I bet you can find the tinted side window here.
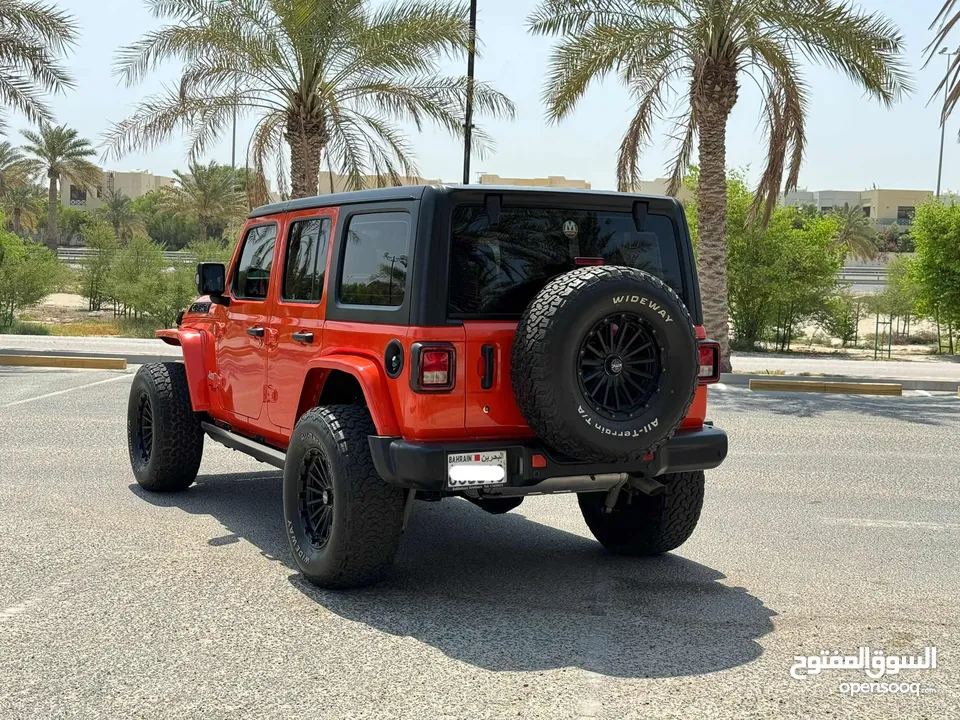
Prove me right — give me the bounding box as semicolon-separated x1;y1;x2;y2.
339;212;410;307
232;224;277;300
282;217;331;302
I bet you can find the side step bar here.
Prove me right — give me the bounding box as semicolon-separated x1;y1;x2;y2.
201;422;286;469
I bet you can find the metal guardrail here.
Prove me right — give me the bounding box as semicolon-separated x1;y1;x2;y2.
838;267;887;285
55;247;889;288
57;248;194;263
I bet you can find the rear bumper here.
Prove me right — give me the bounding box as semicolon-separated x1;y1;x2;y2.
368;424;727;493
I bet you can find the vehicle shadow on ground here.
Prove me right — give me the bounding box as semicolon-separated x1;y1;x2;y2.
133;471;775;679
714;389;960;425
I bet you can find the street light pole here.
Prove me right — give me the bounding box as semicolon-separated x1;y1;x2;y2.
462;0;477;185
937;47;957;198
231;96;237;170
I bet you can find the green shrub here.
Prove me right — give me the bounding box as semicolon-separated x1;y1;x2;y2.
116;316;165;338
0;320;51;335
0;229;67;327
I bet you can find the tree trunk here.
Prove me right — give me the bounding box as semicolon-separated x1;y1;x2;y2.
286;113;328;199
45;175;59;250
693;66;738;372
12;208;21;235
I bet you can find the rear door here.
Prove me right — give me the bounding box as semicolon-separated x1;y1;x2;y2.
449;201;688;438
266;209;336;430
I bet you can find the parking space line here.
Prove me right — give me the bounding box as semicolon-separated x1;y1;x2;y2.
822;517;959;531
0;598;36;624
916;389;932;397
1;373;130;409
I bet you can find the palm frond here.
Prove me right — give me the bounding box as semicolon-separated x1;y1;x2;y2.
761;1;912;106
112;0;514;197
0;0;78;123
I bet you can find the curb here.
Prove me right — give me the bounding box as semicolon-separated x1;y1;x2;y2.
0;348;179;366
747;378;902;396
721;373;959;393
0;354;127;370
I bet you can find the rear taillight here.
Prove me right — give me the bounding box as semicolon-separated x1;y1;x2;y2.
421;349;450;385
698;341;721;384
412;343;455;392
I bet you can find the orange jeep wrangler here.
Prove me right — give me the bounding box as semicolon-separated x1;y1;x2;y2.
126;185;727;588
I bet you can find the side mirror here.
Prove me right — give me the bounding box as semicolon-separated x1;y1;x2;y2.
196;262;226;296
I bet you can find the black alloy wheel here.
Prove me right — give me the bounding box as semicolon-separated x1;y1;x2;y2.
299;448;334;549
577;312;660;421
135;391;154;463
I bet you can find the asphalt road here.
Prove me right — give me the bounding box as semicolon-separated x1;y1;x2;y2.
1;367;957;719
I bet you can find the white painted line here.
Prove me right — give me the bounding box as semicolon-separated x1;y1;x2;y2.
1;373;129;408
713;383;729;391
822;517;959;532
916;390;932;397
0;599;35;623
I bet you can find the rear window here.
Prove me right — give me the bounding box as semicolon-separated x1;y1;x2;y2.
339;211;410;307
448;205;685;317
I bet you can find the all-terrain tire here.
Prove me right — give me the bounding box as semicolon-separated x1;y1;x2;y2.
577;471;705;555
283;405;405;589
127;362;204;492
512;265;699;463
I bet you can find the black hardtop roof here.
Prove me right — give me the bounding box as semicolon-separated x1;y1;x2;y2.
246;184;678;219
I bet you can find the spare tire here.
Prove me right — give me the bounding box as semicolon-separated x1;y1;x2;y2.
511;266;699;462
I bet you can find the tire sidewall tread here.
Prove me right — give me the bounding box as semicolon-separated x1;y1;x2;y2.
283;404;404;589
512;266;700;462
578;471;705;556
126;362;204;492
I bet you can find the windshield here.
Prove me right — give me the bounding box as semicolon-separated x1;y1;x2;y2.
448;205;686;317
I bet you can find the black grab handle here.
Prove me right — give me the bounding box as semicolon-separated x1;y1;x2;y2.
481;344;495;390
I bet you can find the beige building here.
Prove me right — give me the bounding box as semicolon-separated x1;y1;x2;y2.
315;172;441;195
478;173;591;189
62;170;175;211
783;188;933;226
630;177;694;203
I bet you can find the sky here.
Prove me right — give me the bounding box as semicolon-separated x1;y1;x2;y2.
17;0;960;194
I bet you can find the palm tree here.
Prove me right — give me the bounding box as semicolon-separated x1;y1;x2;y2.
160;161;246;242
20;123;101;250
2;179;43;235
106;0;514;198
830;204;878;261
0;0;78;126
0;141;35;197
528;0;909;369
928;3;960;122
98;188;144;241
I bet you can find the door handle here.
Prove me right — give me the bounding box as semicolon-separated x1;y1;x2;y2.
292;331;314;344
481;344;495;389
246;326;265;338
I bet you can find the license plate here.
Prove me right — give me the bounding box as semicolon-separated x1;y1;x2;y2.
447;450;507;489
